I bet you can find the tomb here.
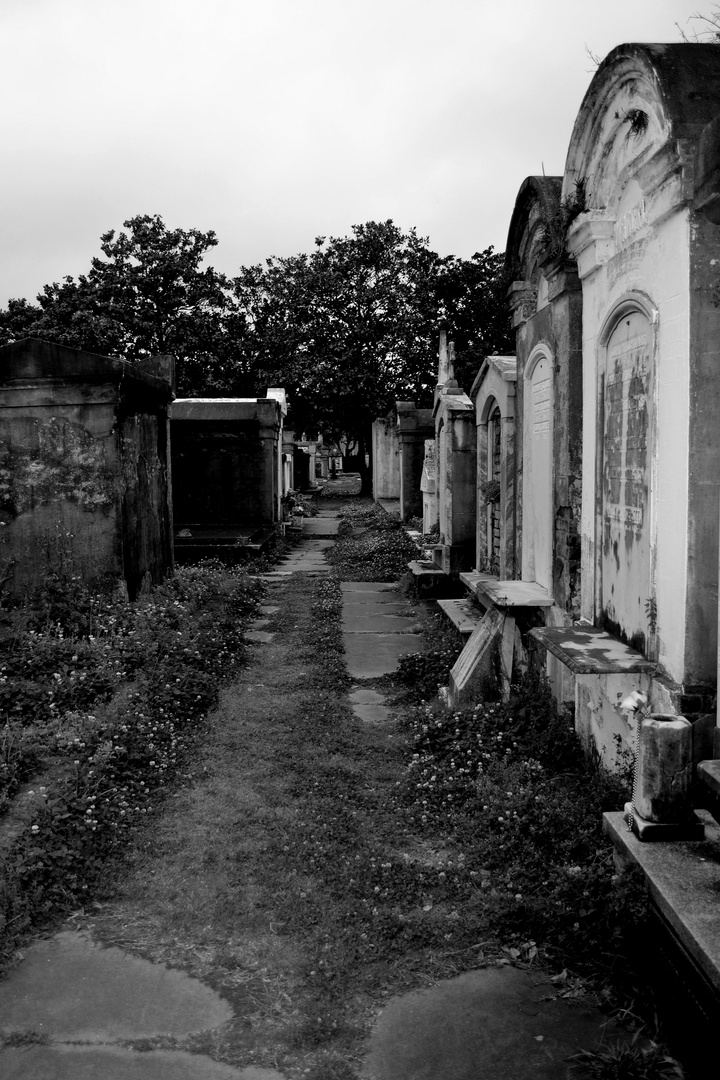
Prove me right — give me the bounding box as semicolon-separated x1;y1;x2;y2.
395;402;433;522
371;413;400;503
0;338;174;601
542;43;720;765
506;176;583;615
170;393;287;562
432;333;476;575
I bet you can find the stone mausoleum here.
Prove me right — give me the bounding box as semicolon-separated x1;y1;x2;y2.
0;338;174;601
170;392;287;562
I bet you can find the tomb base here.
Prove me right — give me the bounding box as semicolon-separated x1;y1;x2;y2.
624;803;705;842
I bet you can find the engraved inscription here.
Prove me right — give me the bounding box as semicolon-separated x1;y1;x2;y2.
614;199;647;249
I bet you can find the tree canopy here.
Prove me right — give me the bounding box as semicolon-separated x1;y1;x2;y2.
0;215;512;484
0;215;236;395
234;221;511;482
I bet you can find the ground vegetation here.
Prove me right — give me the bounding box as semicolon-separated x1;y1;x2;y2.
0;499;688;1078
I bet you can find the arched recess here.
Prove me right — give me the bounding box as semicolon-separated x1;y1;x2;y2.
473;355;517;578
596;294;656;653
523;345;554;590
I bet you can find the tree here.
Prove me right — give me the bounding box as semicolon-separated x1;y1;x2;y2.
0;215;238;396
234;221;511;492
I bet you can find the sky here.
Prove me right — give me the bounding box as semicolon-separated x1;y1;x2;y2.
0;0;713;305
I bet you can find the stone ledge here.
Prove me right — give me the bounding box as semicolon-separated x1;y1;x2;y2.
466;576;555;609
603;809;720;1000
531;625;656;674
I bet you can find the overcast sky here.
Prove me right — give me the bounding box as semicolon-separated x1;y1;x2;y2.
0;0;711;305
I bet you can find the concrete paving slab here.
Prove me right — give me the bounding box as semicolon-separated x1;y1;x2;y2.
258;606;280;615
352;702;392;724
348;687;386;704
0;931;231;1042
342;613;421;633
340;582;396;594
245;631;275;644
302;519;341;535
0;1045;285;1080
342;602;409;616
344;633;422;678
361;966;626;1080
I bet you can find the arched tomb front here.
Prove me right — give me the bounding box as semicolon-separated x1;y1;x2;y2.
471;356;516;579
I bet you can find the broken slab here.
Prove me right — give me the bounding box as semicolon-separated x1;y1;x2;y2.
448;607;504;708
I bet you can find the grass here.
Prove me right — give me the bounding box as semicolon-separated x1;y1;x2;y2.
0;498;689;1078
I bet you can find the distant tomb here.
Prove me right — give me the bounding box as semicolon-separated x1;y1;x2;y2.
170;394;286;562
371;413;400;502
396;402;433;522
432;333;476;575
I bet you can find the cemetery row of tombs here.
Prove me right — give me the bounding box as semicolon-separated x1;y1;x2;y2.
0;343;336;602
375;42;720;792
375;43;720;1015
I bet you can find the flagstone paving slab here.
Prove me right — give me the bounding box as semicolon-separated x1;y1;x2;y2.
0;1046;285;1080
344;633;422;678
361;966;627;1080
341;613;421;633
0;931;231;1042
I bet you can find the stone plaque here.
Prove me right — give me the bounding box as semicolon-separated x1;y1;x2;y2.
601;309;652;647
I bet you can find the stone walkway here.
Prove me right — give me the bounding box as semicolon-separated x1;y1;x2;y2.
0;504;626;1079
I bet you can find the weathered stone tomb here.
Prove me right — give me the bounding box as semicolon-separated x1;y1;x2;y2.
170;393;286;561
0;338;174;600
535;44;720;761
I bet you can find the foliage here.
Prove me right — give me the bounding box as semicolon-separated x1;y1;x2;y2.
395;614;465;703
234;222;510;490
326;500;420;580
0;219;510;488
0;215;236;396
538;179;587;260
0;561;263;962
569;1039;685;1079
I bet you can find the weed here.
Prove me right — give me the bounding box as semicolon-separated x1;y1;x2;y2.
569;1038;685;1079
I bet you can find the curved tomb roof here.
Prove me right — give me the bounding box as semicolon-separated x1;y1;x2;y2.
563;43;720;210
505;175;563;280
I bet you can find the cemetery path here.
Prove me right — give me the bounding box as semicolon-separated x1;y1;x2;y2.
0;493;624;1080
